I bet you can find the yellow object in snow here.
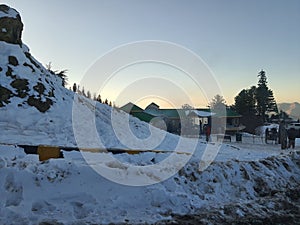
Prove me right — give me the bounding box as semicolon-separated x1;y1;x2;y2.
37;145;61;161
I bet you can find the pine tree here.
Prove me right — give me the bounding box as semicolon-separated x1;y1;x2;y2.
56;70;68;87
267;89;278;113
210;94;226;111
72;83;77;92
233;86;256;115
87;90;91;99
256;70;278;122
96;94;102;103
82;87;86;97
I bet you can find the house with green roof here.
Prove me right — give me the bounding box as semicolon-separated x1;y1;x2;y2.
119;102;155;123
120;102;244;135
120;102;143;114
144;104;183;134
204;108;245;133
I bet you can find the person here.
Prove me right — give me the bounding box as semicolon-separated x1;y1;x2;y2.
199;120;203;135
205;125;211;142
287;128;297;149
265;128;269;144
279;120;287;149
271;128;278;144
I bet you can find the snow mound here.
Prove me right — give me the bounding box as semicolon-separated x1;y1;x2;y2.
0;145;299;224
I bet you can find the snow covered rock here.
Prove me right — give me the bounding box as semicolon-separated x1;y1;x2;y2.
0;5;67;112
0;39;62;112
0;4;23;45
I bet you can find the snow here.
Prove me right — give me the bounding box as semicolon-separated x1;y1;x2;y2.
187;109;215;117
0;5;19;19
1;39;300;223
0;143;299;224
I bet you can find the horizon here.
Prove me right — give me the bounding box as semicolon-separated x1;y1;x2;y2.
3;0;300;107
119;99;300;110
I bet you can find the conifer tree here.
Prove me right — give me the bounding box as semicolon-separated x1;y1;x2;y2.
210;94;226;111
234;86;256;116
73;83;77;92
96;94;102;103
87;90;91;99
256;70;278;122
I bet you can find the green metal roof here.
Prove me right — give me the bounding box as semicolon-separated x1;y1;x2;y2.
224;109;242;118
131;112;155;123
121;102;241;122
145;109;185;119
120;102;143;113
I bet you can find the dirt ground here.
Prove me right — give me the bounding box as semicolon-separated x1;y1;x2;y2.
157;187;300;225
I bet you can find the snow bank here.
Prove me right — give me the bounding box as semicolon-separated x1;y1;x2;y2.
0;5;19;19
0;144;299;224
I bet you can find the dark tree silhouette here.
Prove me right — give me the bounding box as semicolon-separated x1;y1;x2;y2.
96;94;102;103
72;83;77;92
87;90;91;99
233;86;256;116
81;86;86;97
256;70;278;122
56;70;68;87
45;62;68;87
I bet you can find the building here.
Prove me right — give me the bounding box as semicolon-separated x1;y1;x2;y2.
120;102;155;123
120;102;244;135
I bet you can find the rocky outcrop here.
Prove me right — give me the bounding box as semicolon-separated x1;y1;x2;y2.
0;5;65;113
0;4;23;45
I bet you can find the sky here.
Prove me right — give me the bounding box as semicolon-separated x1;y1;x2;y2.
3;0;300;108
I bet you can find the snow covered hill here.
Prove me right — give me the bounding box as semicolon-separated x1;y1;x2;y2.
0;4;179;150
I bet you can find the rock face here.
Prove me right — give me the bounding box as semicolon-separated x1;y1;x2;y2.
0;5;65;113
0;4;23;45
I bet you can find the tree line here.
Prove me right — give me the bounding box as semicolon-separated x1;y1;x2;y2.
71;82;113;107
233;70;278;120
45;62;114;107
208;70;284;133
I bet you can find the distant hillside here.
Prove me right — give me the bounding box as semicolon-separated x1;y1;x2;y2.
277;102;300;120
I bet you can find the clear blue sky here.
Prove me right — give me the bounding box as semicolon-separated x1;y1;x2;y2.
3;0;300;107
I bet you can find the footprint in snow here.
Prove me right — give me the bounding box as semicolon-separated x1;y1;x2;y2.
4;172;23;207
